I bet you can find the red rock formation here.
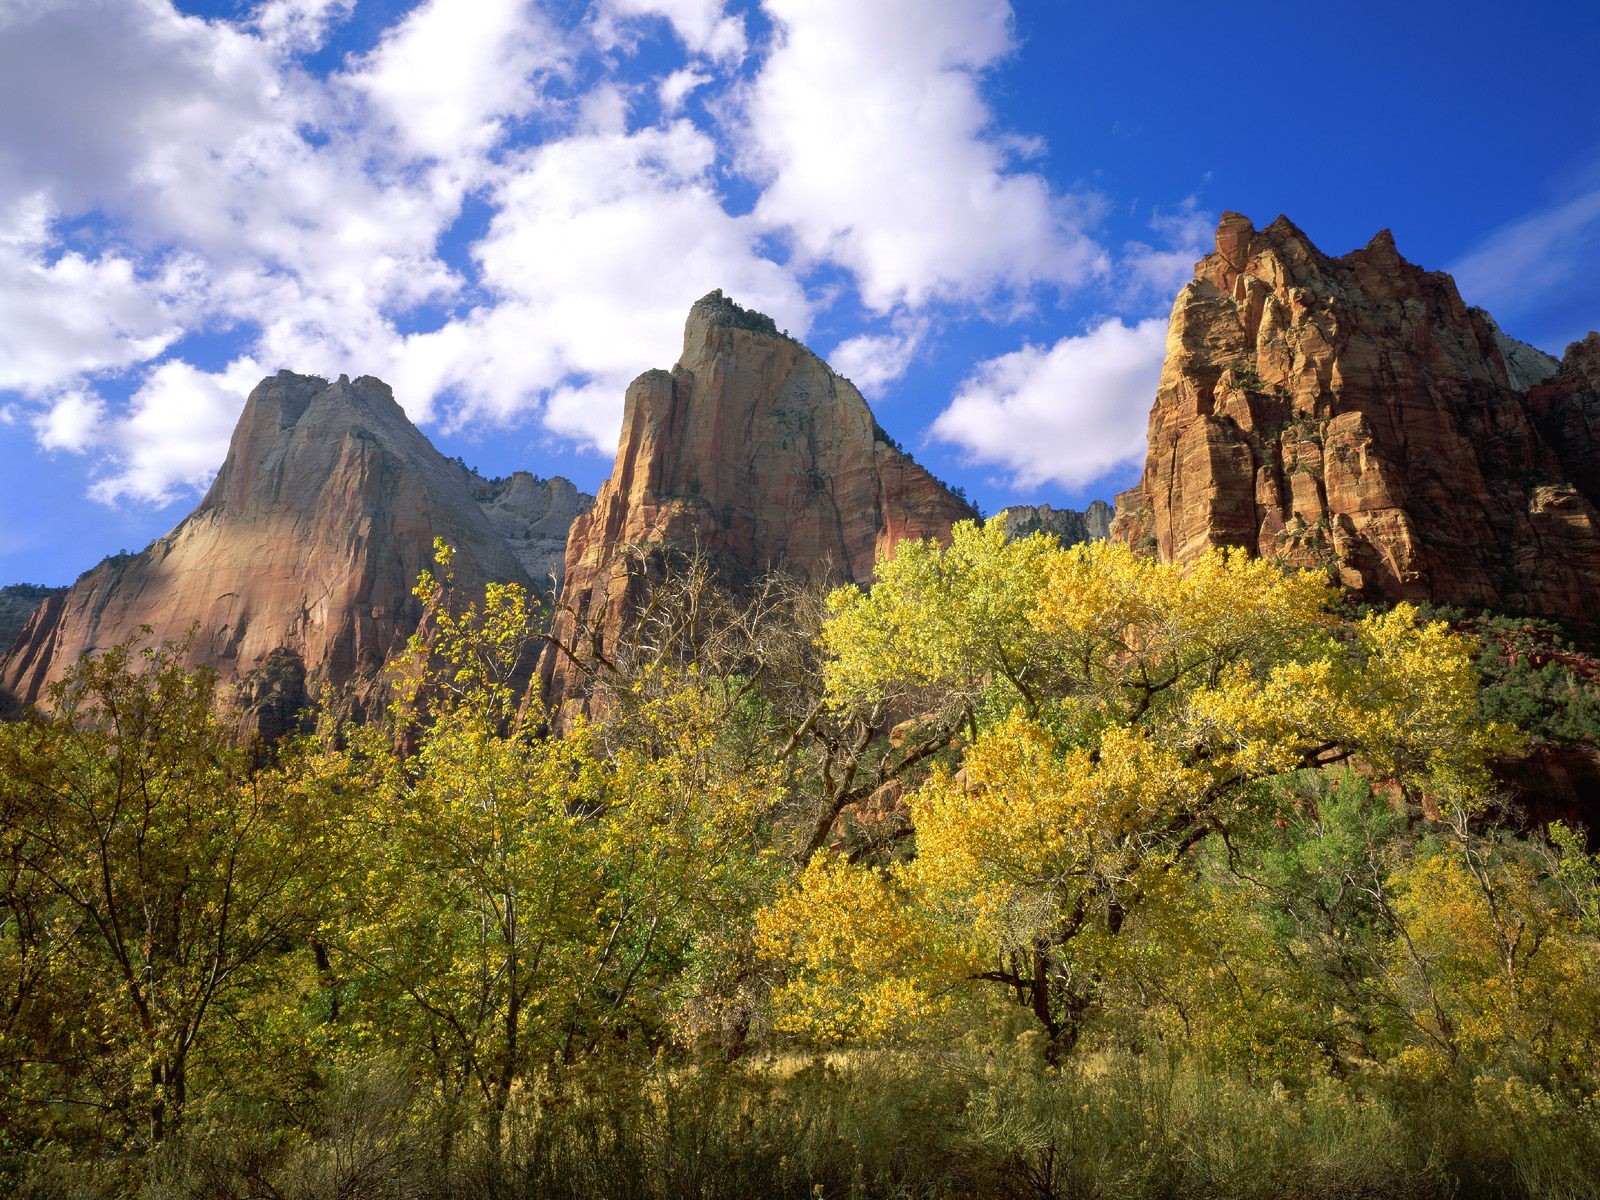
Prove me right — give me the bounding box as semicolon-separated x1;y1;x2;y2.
543;291;977;710
2;371;590;720
1111;213;1600;630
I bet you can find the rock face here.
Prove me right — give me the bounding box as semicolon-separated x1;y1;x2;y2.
1;371;592;719
544;291;978;710
0;584;64;654
1000;500;1113;548
470;471;591;587
1110;212;1600;630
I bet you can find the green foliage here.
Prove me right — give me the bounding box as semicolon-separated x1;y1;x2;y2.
4;533;1600;1195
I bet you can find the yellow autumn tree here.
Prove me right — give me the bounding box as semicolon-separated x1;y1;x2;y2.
759;519;1519;1054
333;544;778;1150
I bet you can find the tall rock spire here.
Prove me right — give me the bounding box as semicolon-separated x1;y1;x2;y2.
542;290;977;712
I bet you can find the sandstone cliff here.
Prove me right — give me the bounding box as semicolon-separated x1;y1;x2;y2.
544;291;978;710
1110;212;1600;630
1000;500;1112;547
0;584;64;654
2;371;592;721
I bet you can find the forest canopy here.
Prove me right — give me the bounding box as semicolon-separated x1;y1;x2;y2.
3;521;1599;1199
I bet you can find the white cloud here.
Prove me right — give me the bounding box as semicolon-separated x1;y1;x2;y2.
347;0;568;167
0;194;185;395
740;0;1106;310
931;317;1166;491
829;322;926;396
1450;184;1600;321
659;67;712;114
252;0;354;53
32;390;108;454
599;0;747;62
404;118;810;450
89;357;263;505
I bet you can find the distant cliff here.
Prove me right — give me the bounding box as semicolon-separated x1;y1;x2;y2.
543;290;978;712
0;584;64;654
1111;212;1600;630
1001;500;1112;547
2;372;591;722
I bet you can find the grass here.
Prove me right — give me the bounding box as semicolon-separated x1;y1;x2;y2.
12;1048;1600;1200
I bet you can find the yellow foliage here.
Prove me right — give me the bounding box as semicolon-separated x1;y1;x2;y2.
763;524;1524;1051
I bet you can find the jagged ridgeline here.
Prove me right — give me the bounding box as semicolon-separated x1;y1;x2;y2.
1111;212;1600;632
3;292;1118;726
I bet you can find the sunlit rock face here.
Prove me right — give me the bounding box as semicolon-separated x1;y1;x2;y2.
2;371;591;721
543;290;977;713
1111;212;1600;630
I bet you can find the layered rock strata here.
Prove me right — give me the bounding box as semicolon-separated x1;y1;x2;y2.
544;291;978;711
1111;213;1600;629
2;372;592;719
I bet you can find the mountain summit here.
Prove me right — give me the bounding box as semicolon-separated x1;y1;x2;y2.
2;371;591;722
543;290;978;711
1112;213;1600;629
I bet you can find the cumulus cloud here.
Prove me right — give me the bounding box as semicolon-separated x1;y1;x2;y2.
740;0;1106;311
90;357;263;505
348;0;568;167
32;390;108;455
252;0;354;53
659;66;712;114
828;321;926;396
931;317;1166;491
0;0;1153;518
0;195;185;395
0;0;487;500
599;0;747;63
405;118;811;449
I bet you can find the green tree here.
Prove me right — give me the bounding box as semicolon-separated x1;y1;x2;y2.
0;637;330;1145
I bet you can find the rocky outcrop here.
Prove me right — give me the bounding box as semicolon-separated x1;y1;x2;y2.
543;290;978;711
0;584;64;653
470;471;590;588
1000;500;1112;548
1;371;592;721
1111;212;1600;630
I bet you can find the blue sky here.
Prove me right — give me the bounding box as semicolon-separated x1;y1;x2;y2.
1;0;1597;586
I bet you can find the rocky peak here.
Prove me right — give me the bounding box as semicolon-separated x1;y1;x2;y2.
1000;500;1113;547
0;584;64;654
1110;212;1600;630
543;292;977;712
469;471;591;587
686;288;787;340
2;371;592;723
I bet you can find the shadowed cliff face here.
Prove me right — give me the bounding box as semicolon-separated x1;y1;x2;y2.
1000;500;1113;547
1111;213;1600;630
1;372;591;720
543;290;978;713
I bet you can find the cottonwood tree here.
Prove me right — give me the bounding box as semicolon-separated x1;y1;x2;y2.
759;521;1520;1057
335;544;777;1151
0;639;330;1145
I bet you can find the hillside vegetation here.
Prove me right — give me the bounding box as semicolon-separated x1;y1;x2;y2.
4;521;1599;1199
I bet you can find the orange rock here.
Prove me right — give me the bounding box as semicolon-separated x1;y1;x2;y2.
2;372;590;723
1112;213;1600;630
542;291;976;712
